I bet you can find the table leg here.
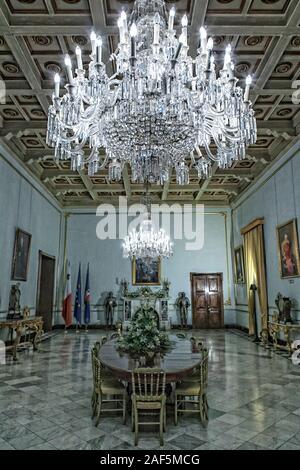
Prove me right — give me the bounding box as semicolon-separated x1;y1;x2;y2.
32;322;43;351
283;326;292;356
13;326;22;361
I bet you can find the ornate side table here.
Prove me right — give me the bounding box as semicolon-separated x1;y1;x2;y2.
0;317;44;361
268;321;300;356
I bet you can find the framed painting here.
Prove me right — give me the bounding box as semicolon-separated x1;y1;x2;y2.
11;229;32;281
276;219;300;279
234;245;245;284
132;257;161;286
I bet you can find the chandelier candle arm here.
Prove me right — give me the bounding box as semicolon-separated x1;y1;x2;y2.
118;17;126;45
181;15;188;47
64;55;73;85
200;27;207;53
153;12;160;45
121;10;128;34
206;38;214;69
54;73;60;98
244;75;252;102
130;23;138;59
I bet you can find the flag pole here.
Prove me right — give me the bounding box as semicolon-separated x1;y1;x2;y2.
76;322;80;334
84;263;91;334
64;325;68;335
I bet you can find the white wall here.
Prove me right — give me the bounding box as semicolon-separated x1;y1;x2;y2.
232;147;300;330
59;207;235;326
0;154;62;331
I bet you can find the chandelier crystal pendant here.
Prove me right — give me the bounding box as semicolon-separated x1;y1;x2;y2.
47;0;257;185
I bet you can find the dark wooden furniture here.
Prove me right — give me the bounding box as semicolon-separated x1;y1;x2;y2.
36;251;56;332
191;273;224;329
0;317;43;361
100;335;202;383
268;320;300;356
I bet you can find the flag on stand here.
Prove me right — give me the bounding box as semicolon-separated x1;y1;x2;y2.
84;263;91;325
74;263;82;325
62;260;72;327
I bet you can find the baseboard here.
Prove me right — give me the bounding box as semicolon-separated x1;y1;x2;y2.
225;324;249;334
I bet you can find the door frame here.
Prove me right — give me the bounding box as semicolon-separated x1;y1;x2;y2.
190;272;224;329
36;251;56;327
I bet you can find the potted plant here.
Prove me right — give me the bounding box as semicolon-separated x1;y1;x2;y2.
117;307;171;360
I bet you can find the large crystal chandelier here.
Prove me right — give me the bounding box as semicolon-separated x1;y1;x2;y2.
123;190;173;260
46;0;257;185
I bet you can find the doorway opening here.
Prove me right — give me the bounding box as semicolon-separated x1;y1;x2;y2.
36;251;56;332
190;273;224;329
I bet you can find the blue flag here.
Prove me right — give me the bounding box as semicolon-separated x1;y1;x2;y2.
74;264;82;325
84;263;91;325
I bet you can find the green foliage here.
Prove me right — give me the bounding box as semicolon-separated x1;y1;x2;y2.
117;308;170;356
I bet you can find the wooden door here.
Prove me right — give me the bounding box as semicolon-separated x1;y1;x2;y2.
191;273;224;329
36;251;56;332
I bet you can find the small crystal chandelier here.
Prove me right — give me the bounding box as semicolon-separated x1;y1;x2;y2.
47;0;257;185
122;191;173;260
123;219;173;260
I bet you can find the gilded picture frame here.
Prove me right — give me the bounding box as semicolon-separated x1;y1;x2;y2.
276;218;300;279
234;245;245;284
11;228;32;281
132;257;161;286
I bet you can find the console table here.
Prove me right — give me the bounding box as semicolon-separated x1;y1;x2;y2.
0;317;43;361
268;321;300;356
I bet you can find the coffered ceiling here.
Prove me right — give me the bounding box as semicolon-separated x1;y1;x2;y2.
0;0;300;207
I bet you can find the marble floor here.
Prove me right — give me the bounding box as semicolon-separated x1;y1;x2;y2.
0;329;300;450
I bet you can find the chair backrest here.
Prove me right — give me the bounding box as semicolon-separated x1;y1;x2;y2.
199;348;209;390
176;332;187;339
101;336;108;346
132;368;166;401
93;341;101;356
110;333;119;340
190;336;204;351
91;345;97;385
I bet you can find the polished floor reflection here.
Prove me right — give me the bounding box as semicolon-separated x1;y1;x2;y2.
0;329;300;450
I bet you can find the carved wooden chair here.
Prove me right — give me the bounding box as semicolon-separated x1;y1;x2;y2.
92;340;111;379
190;336;204;352
91;342;101;410
174;348;209;426
91;347;126;426
131;368;166;446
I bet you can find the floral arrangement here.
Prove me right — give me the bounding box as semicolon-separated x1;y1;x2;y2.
117;307;171;356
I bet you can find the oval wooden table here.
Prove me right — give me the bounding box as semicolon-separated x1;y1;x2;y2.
100;335;202;383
